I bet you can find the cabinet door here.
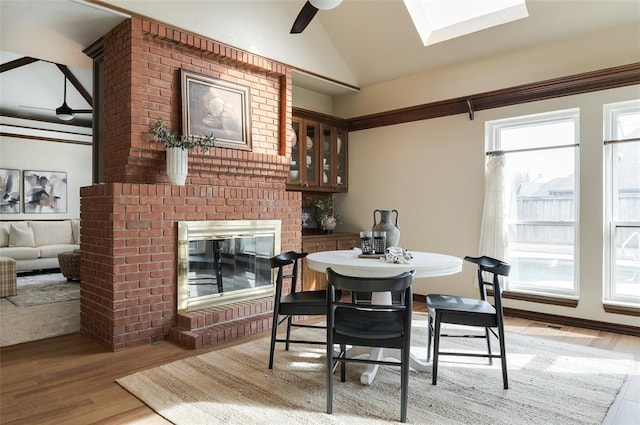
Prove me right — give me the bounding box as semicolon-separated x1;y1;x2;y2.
288;118;320;189
320;125;334;189
288;119;302;186
334;129;348;191
301;237;336;291
336;235;358;250
302;234;359;290
302;121;320;188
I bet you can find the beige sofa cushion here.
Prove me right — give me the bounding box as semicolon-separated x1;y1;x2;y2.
39;244;78;258
29;220;74;246
0;246;39;260
9;223;35;247
0;222;10;247
71;219;80;244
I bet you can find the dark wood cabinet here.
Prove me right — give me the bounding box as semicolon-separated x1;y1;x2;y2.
292;110;353;290
319;125;348;191
301;233;358;291
287;108;348;193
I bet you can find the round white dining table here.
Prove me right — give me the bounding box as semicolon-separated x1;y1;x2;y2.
306;249;463;385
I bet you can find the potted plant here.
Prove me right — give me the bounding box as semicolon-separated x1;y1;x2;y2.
315;194;342;233
149;119;216;185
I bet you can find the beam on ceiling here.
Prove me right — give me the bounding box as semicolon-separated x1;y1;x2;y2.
0;56;39;73
56;64;93;105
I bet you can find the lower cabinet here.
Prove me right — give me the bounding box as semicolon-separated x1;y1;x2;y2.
302;233;359;291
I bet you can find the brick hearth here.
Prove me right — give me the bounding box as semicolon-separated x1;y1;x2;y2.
80;17;301;351
169;297;274;349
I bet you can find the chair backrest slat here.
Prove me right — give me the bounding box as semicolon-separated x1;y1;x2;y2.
465;255;511;313
326;270;414;293
271;251;308;294
327;268;415;326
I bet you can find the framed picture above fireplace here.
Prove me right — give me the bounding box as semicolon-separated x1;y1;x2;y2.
181;69;252;151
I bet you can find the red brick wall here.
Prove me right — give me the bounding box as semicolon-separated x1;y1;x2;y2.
80;17;301;351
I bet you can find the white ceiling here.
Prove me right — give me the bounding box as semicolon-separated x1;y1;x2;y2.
318;0;639;86
0;0;126;126
1;0;639;126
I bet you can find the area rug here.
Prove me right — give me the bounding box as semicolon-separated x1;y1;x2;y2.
8;274;79;307
116;317;635;425
0;272;80;346
0;297;80;346
16;271;67;287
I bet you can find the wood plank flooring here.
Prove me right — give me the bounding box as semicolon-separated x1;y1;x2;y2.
1;307;638;425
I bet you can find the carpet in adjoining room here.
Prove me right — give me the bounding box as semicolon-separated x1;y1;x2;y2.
117;316;634;425
7;273;79;307
0;272;80;347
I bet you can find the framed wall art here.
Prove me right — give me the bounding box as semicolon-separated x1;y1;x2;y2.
301;207;318;230
23;170;68;214
0;168;21;214
181;69;252;151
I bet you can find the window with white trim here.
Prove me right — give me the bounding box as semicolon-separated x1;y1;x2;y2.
604;100;640;306
486;109;579;297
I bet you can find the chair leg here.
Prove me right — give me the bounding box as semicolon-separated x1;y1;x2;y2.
268;311;279;369
285;316;293;351
426;312;433;362
485;326;493;365
432;315;442;385
400;347;409;423
340;344;346;382
498;324;509;389
327;341;334;414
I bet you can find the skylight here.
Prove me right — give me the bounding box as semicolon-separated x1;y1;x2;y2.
403;0;529;46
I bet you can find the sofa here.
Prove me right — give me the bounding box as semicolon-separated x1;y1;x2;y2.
0;219;79;272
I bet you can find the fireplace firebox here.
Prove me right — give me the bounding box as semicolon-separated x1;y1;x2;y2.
177;220;281;313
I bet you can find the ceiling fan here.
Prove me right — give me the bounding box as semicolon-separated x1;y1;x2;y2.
20;72;92;121
290;0;343;34
54;74;92;121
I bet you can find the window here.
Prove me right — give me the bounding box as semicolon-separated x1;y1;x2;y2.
604;100;640;306
486;109;579;297
403;0;528;46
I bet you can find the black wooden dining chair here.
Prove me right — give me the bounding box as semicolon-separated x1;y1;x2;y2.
268;251;328;369
326;267;415;423
426;255;511;388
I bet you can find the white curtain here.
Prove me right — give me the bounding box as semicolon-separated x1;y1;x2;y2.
478;153;510;262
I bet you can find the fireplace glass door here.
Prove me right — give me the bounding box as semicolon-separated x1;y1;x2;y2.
187;236;273;297
177;220;281;312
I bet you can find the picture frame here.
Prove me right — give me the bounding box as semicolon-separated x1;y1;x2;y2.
0;168;21;214
301;207;318;230
181;69;252;151
23;170;68;214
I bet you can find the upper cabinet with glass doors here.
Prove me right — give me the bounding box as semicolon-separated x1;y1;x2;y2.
287;109;348;193
289;117;319;188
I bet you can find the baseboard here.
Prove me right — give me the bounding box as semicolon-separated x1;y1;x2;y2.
503;307;640;337
413;294;640;337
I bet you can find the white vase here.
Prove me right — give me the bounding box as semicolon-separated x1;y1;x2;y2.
166;147;188;186
321;216;337;233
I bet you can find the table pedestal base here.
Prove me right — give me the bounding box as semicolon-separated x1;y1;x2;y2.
339;345;431;385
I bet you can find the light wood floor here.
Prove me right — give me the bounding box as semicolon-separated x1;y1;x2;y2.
1;306;639;425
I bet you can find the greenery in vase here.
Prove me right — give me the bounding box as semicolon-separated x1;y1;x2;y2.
149;119;216;153
315;194;342;227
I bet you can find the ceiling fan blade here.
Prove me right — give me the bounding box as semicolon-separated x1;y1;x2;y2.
290;1;319;34
71;109;92;114
19;105;55;111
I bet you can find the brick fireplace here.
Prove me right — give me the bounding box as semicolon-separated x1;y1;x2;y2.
80;17;301;351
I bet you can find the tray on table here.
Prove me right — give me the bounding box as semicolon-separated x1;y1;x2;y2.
358;254;384;259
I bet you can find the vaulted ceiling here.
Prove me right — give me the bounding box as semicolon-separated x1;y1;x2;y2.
1;0;639;128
